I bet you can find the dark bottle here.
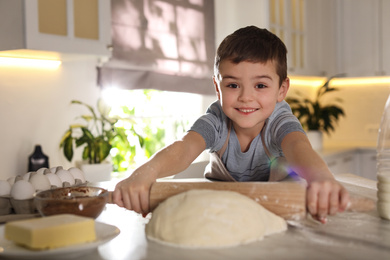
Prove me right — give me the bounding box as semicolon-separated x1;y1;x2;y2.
28;145;49;172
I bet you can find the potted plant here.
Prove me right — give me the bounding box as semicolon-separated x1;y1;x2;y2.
60;99;143;181
285;75;345;150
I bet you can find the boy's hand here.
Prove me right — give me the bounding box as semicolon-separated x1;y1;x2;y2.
112;166;157;215
306;178;350;223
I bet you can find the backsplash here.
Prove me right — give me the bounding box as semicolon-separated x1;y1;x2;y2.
287;81;390;148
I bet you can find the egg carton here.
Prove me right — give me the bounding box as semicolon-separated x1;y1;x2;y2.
0;166;88;216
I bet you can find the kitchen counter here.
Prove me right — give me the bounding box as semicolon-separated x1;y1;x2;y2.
1;174;389;259
77;174;390;260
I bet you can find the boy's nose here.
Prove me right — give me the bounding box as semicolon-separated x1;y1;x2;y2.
238;87;254;102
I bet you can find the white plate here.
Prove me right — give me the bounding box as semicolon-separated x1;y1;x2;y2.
0;221;120;259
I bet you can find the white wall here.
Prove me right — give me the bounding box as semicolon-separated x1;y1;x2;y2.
0;57;101;179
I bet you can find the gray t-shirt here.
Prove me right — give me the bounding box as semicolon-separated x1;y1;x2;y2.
190;100;305;181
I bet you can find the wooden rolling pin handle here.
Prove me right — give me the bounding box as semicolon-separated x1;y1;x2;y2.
107;191;114;204
106;182;376;219
348;195;376;212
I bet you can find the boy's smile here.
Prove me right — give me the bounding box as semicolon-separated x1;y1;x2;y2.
214;60;289;138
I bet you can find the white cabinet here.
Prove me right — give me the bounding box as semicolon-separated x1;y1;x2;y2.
323;148;377;181
0;0;111;57
325;0;390;77
381;0;390;75
268;0;326;76
355;149;377;180
336;0;382;77
325;151;357;176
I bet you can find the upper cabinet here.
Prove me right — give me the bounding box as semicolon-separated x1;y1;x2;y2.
269;0;327;76
381;0;390;76
215;0;390;77
0;0;111;57
316;0;390;77
214;0;334;76
336;0;385;77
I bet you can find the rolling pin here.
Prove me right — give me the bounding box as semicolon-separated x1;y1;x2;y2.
147;181;375;220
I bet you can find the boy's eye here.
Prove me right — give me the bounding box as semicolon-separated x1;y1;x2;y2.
256;84;266;89
227;83;239;89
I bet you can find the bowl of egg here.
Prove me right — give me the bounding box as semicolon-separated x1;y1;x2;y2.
0;166;87;215
34;186;109;219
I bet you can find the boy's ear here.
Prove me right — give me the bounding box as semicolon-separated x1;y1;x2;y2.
213;77;221;100
277;77;290;102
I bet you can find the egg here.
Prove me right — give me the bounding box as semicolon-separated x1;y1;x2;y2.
44;172;63;188
68;167;86;183
7;176;16;186
23;172;35;181
56;169;75;186
0;180;11;196
50;166;63;174
10;180;35;200
36;167;50;175
29;173;51;191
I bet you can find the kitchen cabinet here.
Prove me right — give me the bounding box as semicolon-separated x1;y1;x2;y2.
0;0;111;57
381;0;390;75
336;0;382;77
355;149;377;180
304;0;390;77
215;0;327;76
269;0;325;76
325;150;357;177
326;0;390;77
323;148;377;180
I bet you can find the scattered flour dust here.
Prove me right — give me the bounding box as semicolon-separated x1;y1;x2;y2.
145;189;287;248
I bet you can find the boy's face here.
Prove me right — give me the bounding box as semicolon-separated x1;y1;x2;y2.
214;60;289;134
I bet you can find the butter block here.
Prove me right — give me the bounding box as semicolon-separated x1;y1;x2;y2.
5;214;96;250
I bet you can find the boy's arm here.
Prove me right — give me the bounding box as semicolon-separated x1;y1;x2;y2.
281;131;350;223
113;131;206;214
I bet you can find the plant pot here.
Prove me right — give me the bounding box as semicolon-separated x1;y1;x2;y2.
307;130;323;151
76;162;113;183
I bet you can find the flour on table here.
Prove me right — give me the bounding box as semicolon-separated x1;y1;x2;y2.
145;189;287;248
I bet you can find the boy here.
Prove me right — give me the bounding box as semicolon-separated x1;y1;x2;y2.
113;26;350;223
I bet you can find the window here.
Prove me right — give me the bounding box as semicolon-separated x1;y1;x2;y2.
103;88;210;173
98;0;215;95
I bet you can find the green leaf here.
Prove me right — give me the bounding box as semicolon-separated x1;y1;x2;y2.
97;141;112;163
59;129;72;148
71;100;98;121
63;135;74;162
82;146;90;161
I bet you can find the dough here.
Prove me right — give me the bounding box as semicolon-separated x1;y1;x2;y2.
145;189;287;248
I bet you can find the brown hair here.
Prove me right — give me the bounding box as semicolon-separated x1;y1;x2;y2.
214;26;288;86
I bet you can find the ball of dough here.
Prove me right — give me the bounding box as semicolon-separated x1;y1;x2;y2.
145;189;287;248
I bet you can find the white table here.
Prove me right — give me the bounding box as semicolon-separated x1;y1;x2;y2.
76;174;390;260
